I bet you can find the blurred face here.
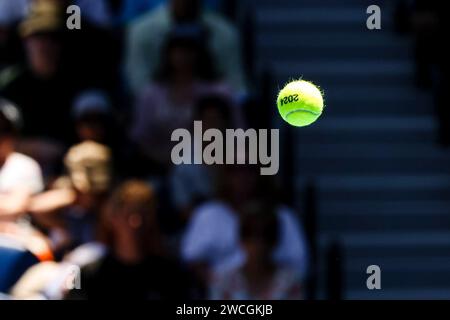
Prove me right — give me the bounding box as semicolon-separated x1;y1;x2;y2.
25;34;61;78
70;164;111;195
169;44;197;76
242;236;274;263
110;205;154;244
76;114;108;143
171;0;201;21
226;166;258;203
201;106;226;130
0;135;14;166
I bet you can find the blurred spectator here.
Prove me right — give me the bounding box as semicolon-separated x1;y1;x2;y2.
72;90;149;179
181;164;308;286
119;0;223;24
125;0;246;96
169;94;233;220
72;90;113;144
29;141;112;255
56;141;111;250
0;99;49;294
9;241;106;299
0;98;43;219
0;0;114;28
409;0;442;89
130;27;231;168
0;0;121;147
210;206;303;300
396;1;450;145
66;180;198;299
408;1;450;146
0;0;78;145
0;221;53;264
0;235;39;294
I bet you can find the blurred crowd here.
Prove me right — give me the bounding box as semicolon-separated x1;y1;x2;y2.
395;0;449;145
0;0;308;300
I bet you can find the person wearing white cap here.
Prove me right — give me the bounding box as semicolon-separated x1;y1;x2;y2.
0;97;50;296
0;98;44;219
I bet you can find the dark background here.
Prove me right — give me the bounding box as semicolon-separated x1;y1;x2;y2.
1;0;449;300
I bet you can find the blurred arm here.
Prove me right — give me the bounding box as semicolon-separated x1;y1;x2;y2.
27;188;76;216
0;188;31;220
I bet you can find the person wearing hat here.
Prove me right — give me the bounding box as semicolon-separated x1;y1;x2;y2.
71;89;148;179
0;98;50;295
72;90;113;144
0;0;113;29
0;0;81;146
27;140;113;255
0;98;44;219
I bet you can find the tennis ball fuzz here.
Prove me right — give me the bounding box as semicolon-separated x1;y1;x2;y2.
277;80;324;127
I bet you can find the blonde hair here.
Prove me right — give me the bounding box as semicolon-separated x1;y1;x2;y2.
64;141;112;194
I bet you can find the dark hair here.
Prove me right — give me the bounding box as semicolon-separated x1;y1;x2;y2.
154;27;218;82
194;94;232;124
239;203;280;246
99;180;164;255
215;166;281;206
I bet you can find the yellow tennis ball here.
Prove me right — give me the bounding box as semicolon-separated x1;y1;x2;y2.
277;80;324;127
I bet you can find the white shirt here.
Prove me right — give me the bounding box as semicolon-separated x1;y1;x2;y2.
210;266;303;300
181;201;309;278
0;152;44;194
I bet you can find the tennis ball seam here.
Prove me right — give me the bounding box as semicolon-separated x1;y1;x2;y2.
285;108;321;118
